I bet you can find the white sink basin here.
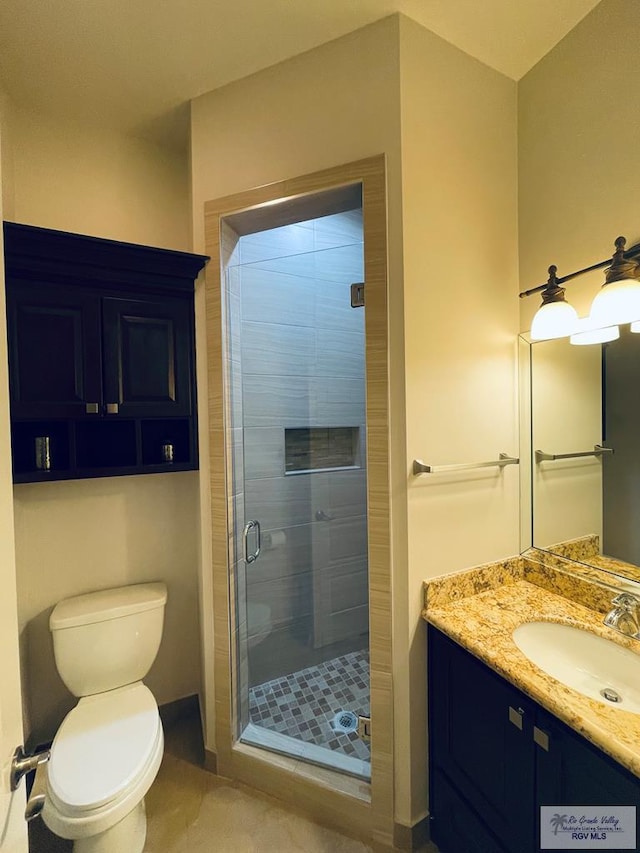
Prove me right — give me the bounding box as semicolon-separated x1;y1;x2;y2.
512;621;640;713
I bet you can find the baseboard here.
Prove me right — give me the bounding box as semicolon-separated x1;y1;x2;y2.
393;814;431;850
159;693;200;726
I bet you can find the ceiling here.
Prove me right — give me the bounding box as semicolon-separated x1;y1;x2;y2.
0;0;602;150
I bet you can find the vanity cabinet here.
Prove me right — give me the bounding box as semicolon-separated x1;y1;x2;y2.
3;222;208;482
428;625;640;853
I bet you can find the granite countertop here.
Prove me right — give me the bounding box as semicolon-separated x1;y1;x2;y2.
423;551;640;778
545;534;640;586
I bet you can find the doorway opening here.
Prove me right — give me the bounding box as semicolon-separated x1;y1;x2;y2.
204;157;393;842
222;189;370;779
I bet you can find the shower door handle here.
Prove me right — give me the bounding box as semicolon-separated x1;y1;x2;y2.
243;520;261;564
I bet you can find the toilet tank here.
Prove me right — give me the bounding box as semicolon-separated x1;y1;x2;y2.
50;583;167;697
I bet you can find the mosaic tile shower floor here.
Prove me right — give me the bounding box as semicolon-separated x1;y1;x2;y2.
248;648;370;762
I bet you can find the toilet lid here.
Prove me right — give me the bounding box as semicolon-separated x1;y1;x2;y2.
48;683;160;813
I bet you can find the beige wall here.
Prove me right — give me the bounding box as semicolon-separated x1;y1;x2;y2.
518;0;640;559
191;9;406;813
0;91;16;221
519;0;640;329
14;474;200;743
191;13;519;829
398;16;519;822
7;103;190;250
0;95;200;744
1;0;630;833
190;18;403;252
0;87;29;853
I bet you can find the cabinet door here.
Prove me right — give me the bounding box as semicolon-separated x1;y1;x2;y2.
101;296;193;418
535;709;640;848
6;284;102;419
429;627;536;853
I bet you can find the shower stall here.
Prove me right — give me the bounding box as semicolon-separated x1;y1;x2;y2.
223;203;371;779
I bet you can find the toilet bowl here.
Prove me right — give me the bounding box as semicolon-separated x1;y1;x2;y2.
42;583;167;853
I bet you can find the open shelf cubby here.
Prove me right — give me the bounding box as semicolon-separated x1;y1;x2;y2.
11;420;71;477
75;419;137;469
141;418;192;466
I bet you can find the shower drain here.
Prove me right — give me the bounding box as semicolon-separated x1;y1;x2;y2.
330;710;358;734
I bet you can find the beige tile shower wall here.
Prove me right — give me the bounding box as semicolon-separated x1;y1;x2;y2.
237;213;368;668
0;97;198;743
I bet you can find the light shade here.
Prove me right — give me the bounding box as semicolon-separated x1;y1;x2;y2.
530;300;579;341
589;278;640;326
631;321;640;333
570;317;620;346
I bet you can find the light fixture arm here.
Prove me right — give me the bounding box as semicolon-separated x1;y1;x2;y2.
519;239;640;300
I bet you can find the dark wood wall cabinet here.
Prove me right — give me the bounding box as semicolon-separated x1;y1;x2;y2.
428;625;640;853
3;222;208;483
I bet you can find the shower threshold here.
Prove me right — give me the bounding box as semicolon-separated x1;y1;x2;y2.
240;722;371;781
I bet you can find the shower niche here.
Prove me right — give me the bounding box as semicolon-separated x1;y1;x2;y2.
284;426;361;473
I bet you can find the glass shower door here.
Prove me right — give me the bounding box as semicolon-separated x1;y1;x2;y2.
228;210;371;778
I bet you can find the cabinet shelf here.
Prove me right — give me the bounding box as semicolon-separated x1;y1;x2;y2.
3;222;208;484
11;416;199;483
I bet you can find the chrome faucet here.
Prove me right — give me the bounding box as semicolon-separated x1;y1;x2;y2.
604;593;640;639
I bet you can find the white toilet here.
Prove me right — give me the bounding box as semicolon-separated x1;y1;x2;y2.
42;582;167;853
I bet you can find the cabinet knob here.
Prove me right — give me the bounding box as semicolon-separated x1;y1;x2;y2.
508;706;525;730
106;403;119;415
85;403;100;414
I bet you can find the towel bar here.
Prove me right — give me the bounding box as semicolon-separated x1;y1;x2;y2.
413;453;519;475
535;444;613;463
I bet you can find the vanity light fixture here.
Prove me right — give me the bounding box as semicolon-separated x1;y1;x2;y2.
520;235;640;342
529;266;578;341
589;237;640;326
569;320;620;346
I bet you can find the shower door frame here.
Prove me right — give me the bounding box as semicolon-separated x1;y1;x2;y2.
204;156;393;846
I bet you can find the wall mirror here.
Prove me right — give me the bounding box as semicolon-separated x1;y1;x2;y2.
524;327;640;586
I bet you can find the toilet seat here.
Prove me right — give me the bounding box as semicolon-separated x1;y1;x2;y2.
43;682;164;840
48;682;159;813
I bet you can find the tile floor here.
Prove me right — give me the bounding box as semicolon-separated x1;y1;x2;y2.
248;648;371;762
28;707;438;853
